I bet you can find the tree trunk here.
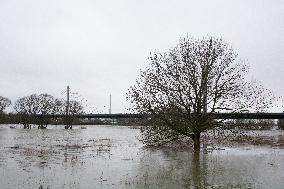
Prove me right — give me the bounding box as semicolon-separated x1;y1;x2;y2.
192;132;201;151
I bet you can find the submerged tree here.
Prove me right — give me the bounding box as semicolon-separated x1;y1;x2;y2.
127;36;275;151
52;98;66;115
14;94;55;128
68;100;84;115
63;100;84;129
0;96;11;113
278;118;284;130
14;93;84;129
0;96;12;124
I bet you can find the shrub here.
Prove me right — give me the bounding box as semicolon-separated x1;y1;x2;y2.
277;119;284;130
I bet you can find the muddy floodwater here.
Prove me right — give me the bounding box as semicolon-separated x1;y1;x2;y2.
0;125;284;189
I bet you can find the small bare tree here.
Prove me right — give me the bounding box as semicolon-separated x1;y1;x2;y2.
0;96;11;124
68;100;84;115
63;100;84;128
52;98;66;115
0;96;11;113
127;36;275;151
278;118;284;130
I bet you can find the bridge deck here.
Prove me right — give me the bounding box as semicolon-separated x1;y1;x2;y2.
35;113;284;119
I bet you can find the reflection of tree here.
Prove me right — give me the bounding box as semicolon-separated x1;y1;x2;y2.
131;149;210;189
184;151;209;189
132;148;256;189
192;151;202;187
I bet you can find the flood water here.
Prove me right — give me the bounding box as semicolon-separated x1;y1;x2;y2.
0;125;284;189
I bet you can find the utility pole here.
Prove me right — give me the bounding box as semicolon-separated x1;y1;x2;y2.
109;94;112;114
65;85;72;129
66;86;70;116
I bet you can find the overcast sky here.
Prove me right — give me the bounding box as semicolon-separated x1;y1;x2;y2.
0;0;283;113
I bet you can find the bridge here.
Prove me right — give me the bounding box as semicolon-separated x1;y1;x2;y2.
2;113;284;129
34;112;284;119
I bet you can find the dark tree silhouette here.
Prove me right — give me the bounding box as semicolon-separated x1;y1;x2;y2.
278;118;284;130
14;94;39;114
52;98;66;115
63;100;84;129
128;36;275;151
14;94;56;128
0;96;11;113
67;100;84;115
14;93;84;129
14;94;56;115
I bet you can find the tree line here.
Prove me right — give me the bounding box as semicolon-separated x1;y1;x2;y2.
0;93;83;115
0;93;84;128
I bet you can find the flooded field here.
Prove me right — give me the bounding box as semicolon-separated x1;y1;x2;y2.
0;125;284;189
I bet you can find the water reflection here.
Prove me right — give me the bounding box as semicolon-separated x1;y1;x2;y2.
134;148;261;189
188;151;206;188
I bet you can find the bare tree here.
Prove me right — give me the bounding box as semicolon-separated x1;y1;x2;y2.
14;94;39;115
14;94;56;114
52;98;66;115
14;93;57;128
278;118;284;130
14;94;37;128
68;100;84;115
14;93;85;128
127;36;275;151
63;100;84;129
37;94;56;115
0;96;11;113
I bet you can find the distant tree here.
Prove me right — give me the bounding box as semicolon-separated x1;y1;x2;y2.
63;100;84;129
37;94;56;115
14;93;85;128
257;119;275;130
229;119;275;130
14;94;57;114
68;100;84;115
278;116;284;130
128;36;275;151
52;98;66;115
14;94;39;115
14;93;57;128
14;94;37;128
0;96;12;113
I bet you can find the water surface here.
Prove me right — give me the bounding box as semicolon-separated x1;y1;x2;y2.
0;125;284;189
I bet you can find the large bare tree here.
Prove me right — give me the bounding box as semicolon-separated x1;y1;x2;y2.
127;36;275;151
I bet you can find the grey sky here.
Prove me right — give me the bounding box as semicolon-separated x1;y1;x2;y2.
0;0;284;113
